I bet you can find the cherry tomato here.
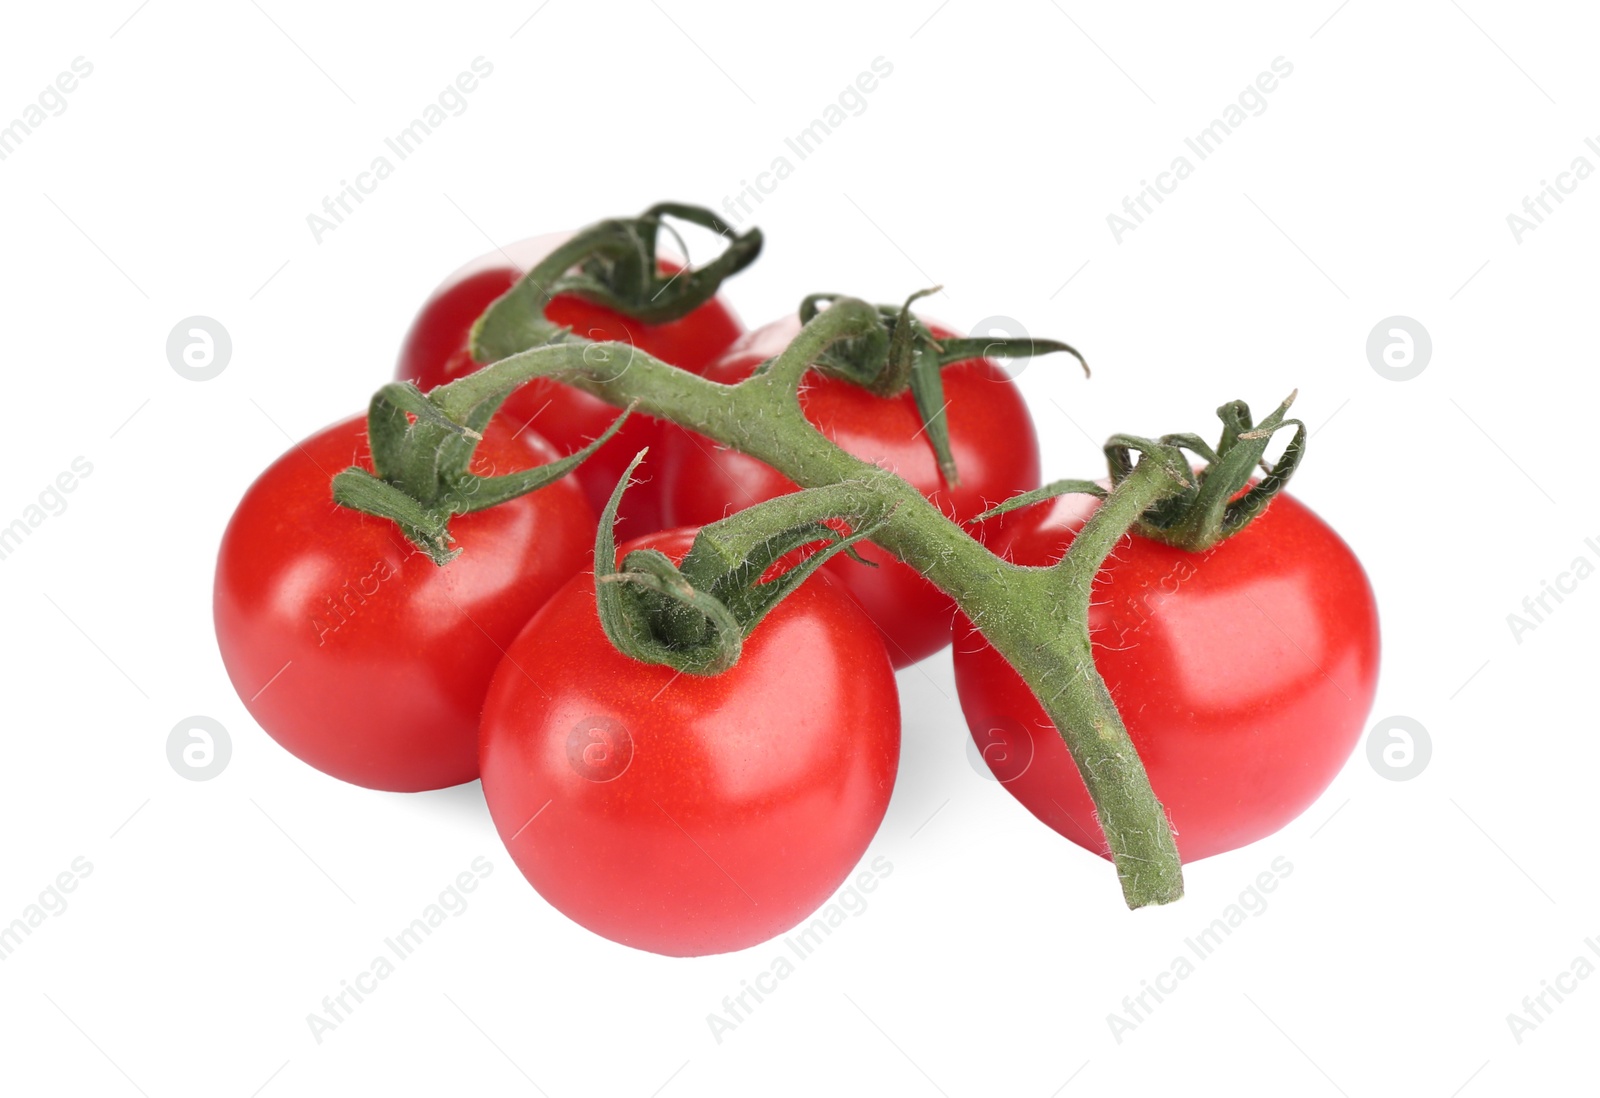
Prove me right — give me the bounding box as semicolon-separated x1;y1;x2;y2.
214;414;594;792
395;234;743;534
658;315;1040;667
479;528;900;956
953;491;1379;862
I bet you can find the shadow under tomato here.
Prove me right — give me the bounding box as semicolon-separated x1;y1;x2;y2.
386;779;492;824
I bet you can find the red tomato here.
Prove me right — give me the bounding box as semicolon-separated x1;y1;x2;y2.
395;234;743;534
658;315;1040;667
479;528;900;956
953;491;1379;862
214;414;594;792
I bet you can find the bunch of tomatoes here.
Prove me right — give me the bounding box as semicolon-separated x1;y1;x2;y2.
214;205;1379;957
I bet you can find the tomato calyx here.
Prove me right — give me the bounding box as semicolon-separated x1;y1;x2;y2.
793;290;1086;490
330;380;631;565
593;451;894;675
974;392;1306;553
471;202;762;365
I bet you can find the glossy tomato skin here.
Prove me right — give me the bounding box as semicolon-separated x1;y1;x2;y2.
214;415;594;792
658;315;1041;667
479;529;900;957
395;234;743;535
953;492;1379;863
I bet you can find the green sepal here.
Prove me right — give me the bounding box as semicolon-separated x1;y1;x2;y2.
1105;391;1306;551
471;203;761;365
967;479;1108;524
443;406;632;515
331;468;457;565
928;336;1088;375
330;376;631;564
558;202;763;325
967;394;1303;552
593;451;894;675
797;289;1087;489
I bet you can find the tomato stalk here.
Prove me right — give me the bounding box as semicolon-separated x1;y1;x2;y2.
369;298;1198;906
356;277;1312;905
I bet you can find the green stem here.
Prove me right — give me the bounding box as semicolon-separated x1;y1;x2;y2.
434;302;1190;907
1031;456;1192;905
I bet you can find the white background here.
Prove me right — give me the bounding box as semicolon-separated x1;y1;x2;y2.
0;1;1592;1095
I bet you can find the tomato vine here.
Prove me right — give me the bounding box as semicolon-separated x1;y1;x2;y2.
334;209;1309;909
